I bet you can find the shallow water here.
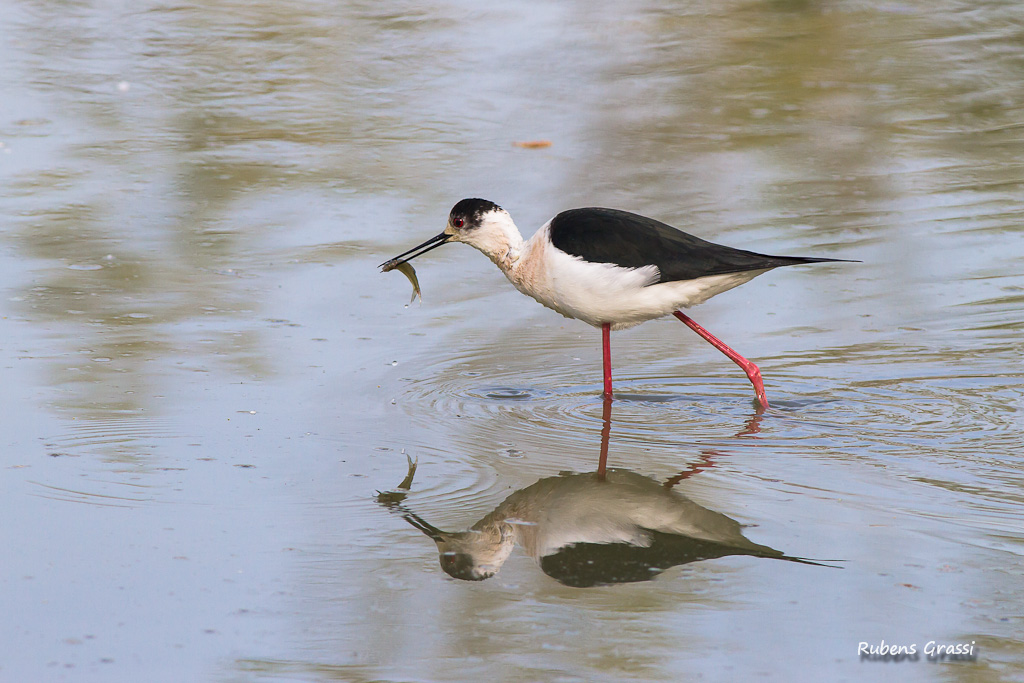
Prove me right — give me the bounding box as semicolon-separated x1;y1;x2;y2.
2;0;1023;681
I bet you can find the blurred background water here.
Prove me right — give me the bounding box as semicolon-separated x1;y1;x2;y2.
1;0;1023;681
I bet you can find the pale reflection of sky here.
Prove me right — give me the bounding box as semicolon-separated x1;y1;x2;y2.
1;0;1022;680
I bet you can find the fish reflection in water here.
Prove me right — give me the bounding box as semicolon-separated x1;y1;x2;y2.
379;465;833;587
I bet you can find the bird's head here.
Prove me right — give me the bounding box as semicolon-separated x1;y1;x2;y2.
380;198;520;271
434;529;515;581
402;510;515;581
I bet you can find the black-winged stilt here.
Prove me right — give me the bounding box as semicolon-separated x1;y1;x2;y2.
379;434;835;584
394;469;828;584
381;199;852;408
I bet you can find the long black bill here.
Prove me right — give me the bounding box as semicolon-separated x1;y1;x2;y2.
402;512;447;542
379;232;451;270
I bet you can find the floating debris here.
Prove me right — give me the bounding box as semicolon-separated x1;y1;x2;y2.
513;140;553;149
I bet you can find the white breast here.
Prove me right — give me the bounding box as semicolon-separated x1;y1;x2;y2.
508;225;768;330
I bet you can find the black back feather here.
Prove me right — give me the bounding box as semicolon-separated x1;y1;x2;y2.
549;207;848;283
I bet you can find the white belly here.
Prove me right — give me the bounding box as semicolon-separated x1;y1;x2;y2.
510;239;767;330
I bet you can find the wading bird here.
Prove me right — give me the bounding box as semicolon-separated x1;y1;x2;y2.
381;199;851;408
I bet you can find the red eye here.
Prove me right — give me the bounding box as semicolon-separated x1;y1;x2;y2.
452;217;464;228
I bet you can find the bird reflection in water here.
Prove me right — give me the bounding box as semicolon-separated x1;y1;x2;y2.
378;401;835;587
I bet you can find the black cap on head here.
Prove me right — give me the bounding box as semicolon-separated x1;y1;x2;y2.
449;198;502;230
439;551;494;581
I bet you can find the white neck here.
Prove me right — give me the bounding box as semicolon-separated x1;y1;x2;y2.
459;210;525;274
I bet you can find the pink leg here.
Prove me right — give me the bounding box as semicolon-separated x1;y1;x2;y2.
597;395;612;480
673;311;769;409
601;323;613;399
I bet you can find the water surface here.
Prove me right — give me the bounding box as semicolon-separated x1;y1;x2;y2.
2;1;1023;681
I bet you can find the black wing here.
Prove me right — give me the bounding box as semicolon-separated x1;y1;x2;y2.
548;207;847;283
538;529;787;588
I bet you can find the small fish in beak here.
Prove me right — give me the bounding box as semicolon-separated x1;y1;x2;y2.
381;258;421;304
380;231;452;304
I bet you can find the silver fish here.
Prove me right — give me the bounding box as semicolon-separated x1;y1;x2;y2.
381;258;421;304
